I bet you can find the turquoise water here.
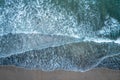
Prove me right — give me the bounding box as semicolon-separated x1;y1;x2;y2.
0;0;120;72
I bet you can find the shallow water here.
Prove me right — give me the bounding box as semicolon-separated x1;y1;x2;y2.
0;0;120;72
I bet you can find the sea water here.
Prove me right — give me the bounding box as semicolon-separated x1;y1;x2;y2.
0;0;120;72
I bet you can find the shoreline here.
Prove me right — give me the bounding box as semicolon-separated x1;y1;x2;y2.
0;66;120;80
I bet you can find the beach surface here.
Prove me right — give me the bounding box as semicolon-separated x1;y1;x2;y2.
0;66;120;80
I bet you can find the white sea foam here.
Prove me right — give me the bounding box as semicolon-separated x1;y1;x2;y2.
115;38;120;44
98;16;120;36
0;0;101;38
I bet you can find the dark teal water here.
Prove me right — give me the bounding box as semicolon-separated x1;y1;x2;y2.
0;0;120;72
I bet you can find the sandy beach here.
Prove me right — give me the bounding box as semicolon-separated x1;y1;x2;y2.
0;66;119;80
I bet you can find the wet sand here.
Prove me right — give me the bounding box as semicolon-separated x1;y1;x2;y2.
0;66;120;80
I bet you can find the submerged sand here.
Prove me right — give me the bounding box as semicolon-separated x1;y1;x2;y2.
0;66;120;80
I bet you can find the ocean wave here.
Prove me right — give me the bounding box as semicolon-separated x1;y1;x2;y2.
0;34;120;72
0;33;120;58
